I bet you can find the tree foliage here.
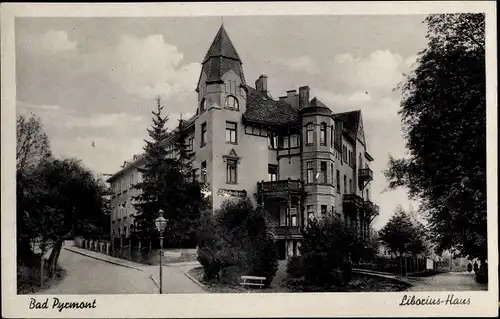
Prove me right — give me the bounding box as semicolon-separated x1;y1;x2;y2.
17;114;52;172
133;98;171;241
385;14;486;260
378;206;426;257
197;198;278;286
132;99;205;247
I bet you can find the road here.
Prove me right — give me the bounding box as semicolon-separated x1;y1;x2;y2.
406;271;488;291
36;248;159;294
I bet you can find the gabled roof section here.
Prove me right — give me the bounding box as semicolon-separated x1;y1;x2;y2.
243;85;300;126
308;97;329;109
334;110;361;142
203;24;241;63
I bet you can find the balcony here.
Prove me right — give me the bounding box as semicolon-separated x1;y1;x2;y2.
258;179;304;198
269;226;302;239
358;167;373;187
343;194;364;208
363;200;380;222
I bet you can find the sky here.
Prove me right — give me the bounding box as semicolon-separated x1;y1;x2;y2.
15;15;429;229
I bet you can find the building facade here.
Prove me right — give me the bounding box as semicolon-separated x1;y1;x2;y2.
107;24;379;259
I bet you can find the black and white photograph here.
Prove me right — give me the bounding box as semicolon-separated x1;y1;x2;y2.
1;2;497;318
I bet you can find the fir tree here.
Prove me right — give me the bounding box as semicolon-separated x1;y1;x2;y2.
133;98;171;241
162;116;205;248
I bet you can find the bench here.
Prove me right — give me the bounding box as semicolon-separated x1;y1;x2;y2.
240;275;266;288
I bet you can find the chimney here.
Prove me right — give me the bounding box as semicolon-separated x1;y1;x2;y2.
299;86;310;109
286;90;298;109
255;74;268;93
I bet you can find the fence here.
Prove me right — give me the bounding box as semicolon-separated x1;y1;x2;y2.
74;236;198;265
356;256;434;275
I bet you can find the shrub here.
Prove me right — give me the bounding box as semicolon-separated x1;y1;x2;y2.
475;262;488;284
196;198;278;286
467;263;473;273
286;256;303;278
220;265;244;285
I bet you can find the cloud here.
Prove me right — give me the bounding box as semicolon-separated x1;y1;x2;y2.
330;50;412;93
277;55;319;74
20;30;77;54
81;34;201;100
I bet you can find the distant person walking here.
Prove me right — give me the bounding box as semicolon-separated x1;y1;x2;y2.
473;261;479;274
467;262;473;273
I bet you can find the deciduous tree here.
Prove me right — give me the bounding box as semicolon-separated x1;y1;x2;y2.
385;13;486;261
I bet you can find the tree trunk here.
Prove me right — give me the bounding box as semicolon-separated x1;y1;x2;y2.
48;240;63;277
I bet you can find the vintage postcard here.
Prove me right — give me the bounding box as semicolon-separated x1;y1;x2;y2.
1;1;498;318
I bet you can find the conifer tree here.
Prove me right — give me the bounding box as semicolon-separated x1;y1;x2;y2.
133;98;171;241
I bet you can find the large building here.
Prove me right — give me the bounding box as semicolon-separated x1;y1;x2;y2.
107;24;379;260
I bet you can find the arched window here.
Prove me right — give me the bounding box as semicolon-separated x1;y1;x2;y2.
200;98;207;112
225;95;239;110
320;123;327;145
306;123;314;145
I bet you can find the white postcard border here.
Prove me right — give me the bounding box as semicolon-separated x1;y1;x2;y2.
1;2;497;318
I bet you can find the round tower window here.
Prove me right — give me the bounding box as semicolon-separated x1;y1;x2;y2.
225;95;239;110
200;98;207;112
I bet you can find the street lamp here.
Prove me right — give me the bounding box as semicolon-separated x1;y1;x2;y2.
154;209;167;294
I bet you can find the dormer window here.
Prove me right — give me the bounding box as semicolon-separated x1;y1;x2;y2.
225;95;239;110
200;98;207;113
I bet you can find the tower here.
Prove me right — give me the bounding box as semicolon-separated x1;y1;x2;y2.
194;24;248;212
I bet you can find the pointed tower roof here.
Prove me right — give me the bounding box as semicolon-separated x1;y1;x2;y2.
196;24;245;92
202;24;241;63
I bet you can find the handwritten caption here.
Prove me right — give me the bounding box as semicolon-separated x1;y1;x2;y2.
29;297;97;312
399;294;471;306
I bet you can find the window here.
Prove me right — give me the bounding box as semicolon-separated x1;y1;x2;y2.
367;189;370;201
307;162;314;183
342;145;348;163
331;126;334;147
320;123;327;145
123;226;127;237
279;135;289;149
306;123;314;144
343;175;347;194
226;122;237;144
321;205;327;215
188;137;194;151
331;163;334;184
291;214;297;226
290;134;299;148
200;98;207;112
336;170;340;193
130;174;134;186
201;161;207;183
226;159;237;184
268;133;278;149
201;122;207;147
320;161;327;183
307;205;314;219
137;172;142;183
268;165;278;181
112;229;116;236
349;178;353;193
118;228;121;236
225;95;239;109
359;153;363;169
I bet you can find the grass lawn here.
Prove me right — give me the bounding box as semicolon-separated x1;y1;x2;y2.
17;263;67;294
188;266;409;293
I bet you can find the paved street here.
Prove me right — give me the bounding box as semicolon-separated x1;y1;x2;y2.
36;248;158;294
406;272;488;292
36;245;204;294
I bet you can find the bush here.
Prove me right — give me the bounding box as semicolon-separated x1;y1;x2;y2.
220;265;244;285
196;198;278;286
286;256;303;278
475;262;488;284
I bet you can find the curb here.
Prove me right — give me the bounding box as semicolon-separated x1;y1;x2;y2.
353;269;413;287
183;269;207;290
149;274;160;290
64;247;145;273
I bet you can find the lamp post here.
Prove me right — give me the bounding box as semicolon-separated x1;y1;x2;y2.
154;209;167;294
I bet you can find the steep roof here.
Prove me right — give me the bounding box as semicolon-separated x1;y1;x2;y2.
243;85;300;126
334;110;361;141
197;24;246;90
202;24;241;63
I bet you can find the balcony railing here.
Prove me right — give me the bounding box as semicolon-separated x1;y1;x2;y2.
258;179;304;194
358;167;373;183
343;194;364;207
269;226;302;238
